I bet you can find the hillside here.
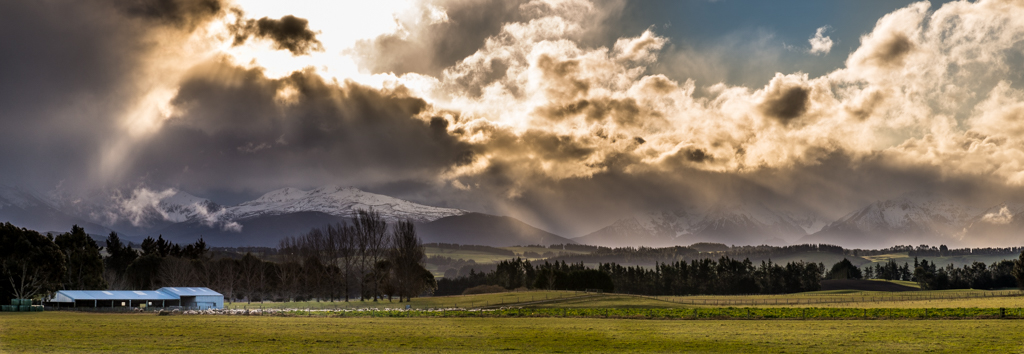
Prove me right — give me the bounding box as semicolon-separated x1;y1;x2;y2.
417;213;575;247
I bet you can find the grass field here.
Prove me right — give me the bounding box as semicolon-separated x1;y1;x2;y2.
424;247;517;264
3;312;1024;353
222;288;1024;311
859;252;1017;268
224;290;585;310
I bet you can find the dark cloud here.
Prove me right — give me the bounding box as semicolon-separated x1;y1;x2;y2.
760;85;810;123
0;0;162;191
123;61;471;195
872;33;914;67
231;15;323;56
854;32;914;69
116;0;222;30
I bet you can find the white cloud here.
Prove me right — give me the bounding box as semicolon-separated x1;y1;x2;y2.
981;206;1013;224
411;0;1024;190
115;188;177;227
808;26;833;55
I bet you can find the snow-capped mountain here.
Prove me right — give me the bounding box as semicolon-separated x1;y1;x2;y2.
959;202;1024;246
804;192;984;248
576;203;824;247
157;190;223;223
5;184;479;246
0;184;112;236
153;185;470;246
224;185;466;223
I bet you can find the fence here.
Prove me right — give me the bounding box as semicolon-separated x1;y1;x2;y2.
620;289;1024;306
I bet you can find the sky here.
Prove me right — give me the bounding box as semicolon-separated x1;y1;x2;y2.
3;0;1024;236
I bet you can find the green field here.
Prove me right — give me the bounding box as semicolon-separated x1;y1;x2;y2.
225;290;584;310
223;288;1024;311
3;312;1024;353
858;252;1016;268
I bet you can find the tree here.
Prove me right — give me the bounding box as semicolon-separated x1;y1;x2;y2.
158;257;198;286
104;232;137;289
0;223;67;302
388;221;433;301
1013;250;1024;290
125;254;163;290
354;209;388;300
104;232;132;269
238;252;263;303
827;258;862;280
54;225;107;290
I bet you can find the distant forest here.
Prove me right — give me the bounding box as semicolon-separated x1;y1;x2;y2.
4;218;1024;304
0;210;436;305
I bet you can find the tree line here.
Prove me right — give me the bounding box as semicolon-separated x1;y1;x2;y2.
1;209;435;304
275;209;435;302
913;257;1024;290
1;223;104;304
436;256;825;296
830;256;1024;290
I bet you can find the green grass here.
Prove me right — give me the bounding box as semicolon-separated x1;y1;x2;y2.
501;246;590;257
3;312;1024;353
868;279;922;288
425;247;515;264
859;253;1018;268
220;288;1024;313
225;290;584;310
657;288;1024;308
748;252;872;268
226;288;1024;311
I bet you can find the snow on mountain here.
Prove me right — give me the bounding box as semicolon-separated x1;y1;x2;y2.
0;184;112;235
576;203;820;247
959;202;1024;245
692;203;807;235
0;184;39;210
225;185;466;223
816;192;979;236
804;192;989;248
157;190;223;223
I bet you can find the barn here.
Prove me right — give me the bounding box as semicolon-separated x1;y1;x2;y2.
47;287;224;310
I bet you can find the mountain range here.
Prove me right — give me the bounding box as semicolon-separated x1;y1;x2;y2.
2;184;1024;249
575;203;828;248
576;192;1024;249
0;184;572;247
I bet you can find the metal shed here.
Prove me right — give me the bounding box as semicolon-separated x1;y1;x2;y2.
47;287;223;310
157;287;224;310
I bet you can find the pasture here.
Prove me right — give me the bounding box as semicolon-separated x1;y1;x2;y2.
221;287;1024;311
3;312;1024;353
224;290;583;310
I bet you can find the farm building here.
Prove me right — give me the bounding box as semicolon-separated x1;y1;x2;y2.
46;287;223;310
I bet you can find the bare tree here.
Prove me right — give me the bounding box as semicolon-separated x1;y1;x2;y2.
275;261;302;302
337;224;357;301
210;258;237;303
158;257;197;286
353;209;387;300
238;253;263;303
103;268;132;290
389;220;432;301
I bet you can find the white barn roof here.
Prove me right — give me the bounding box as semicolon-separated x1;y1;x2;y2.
157;287;221;296
53;290;178;301
51;287;221;302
